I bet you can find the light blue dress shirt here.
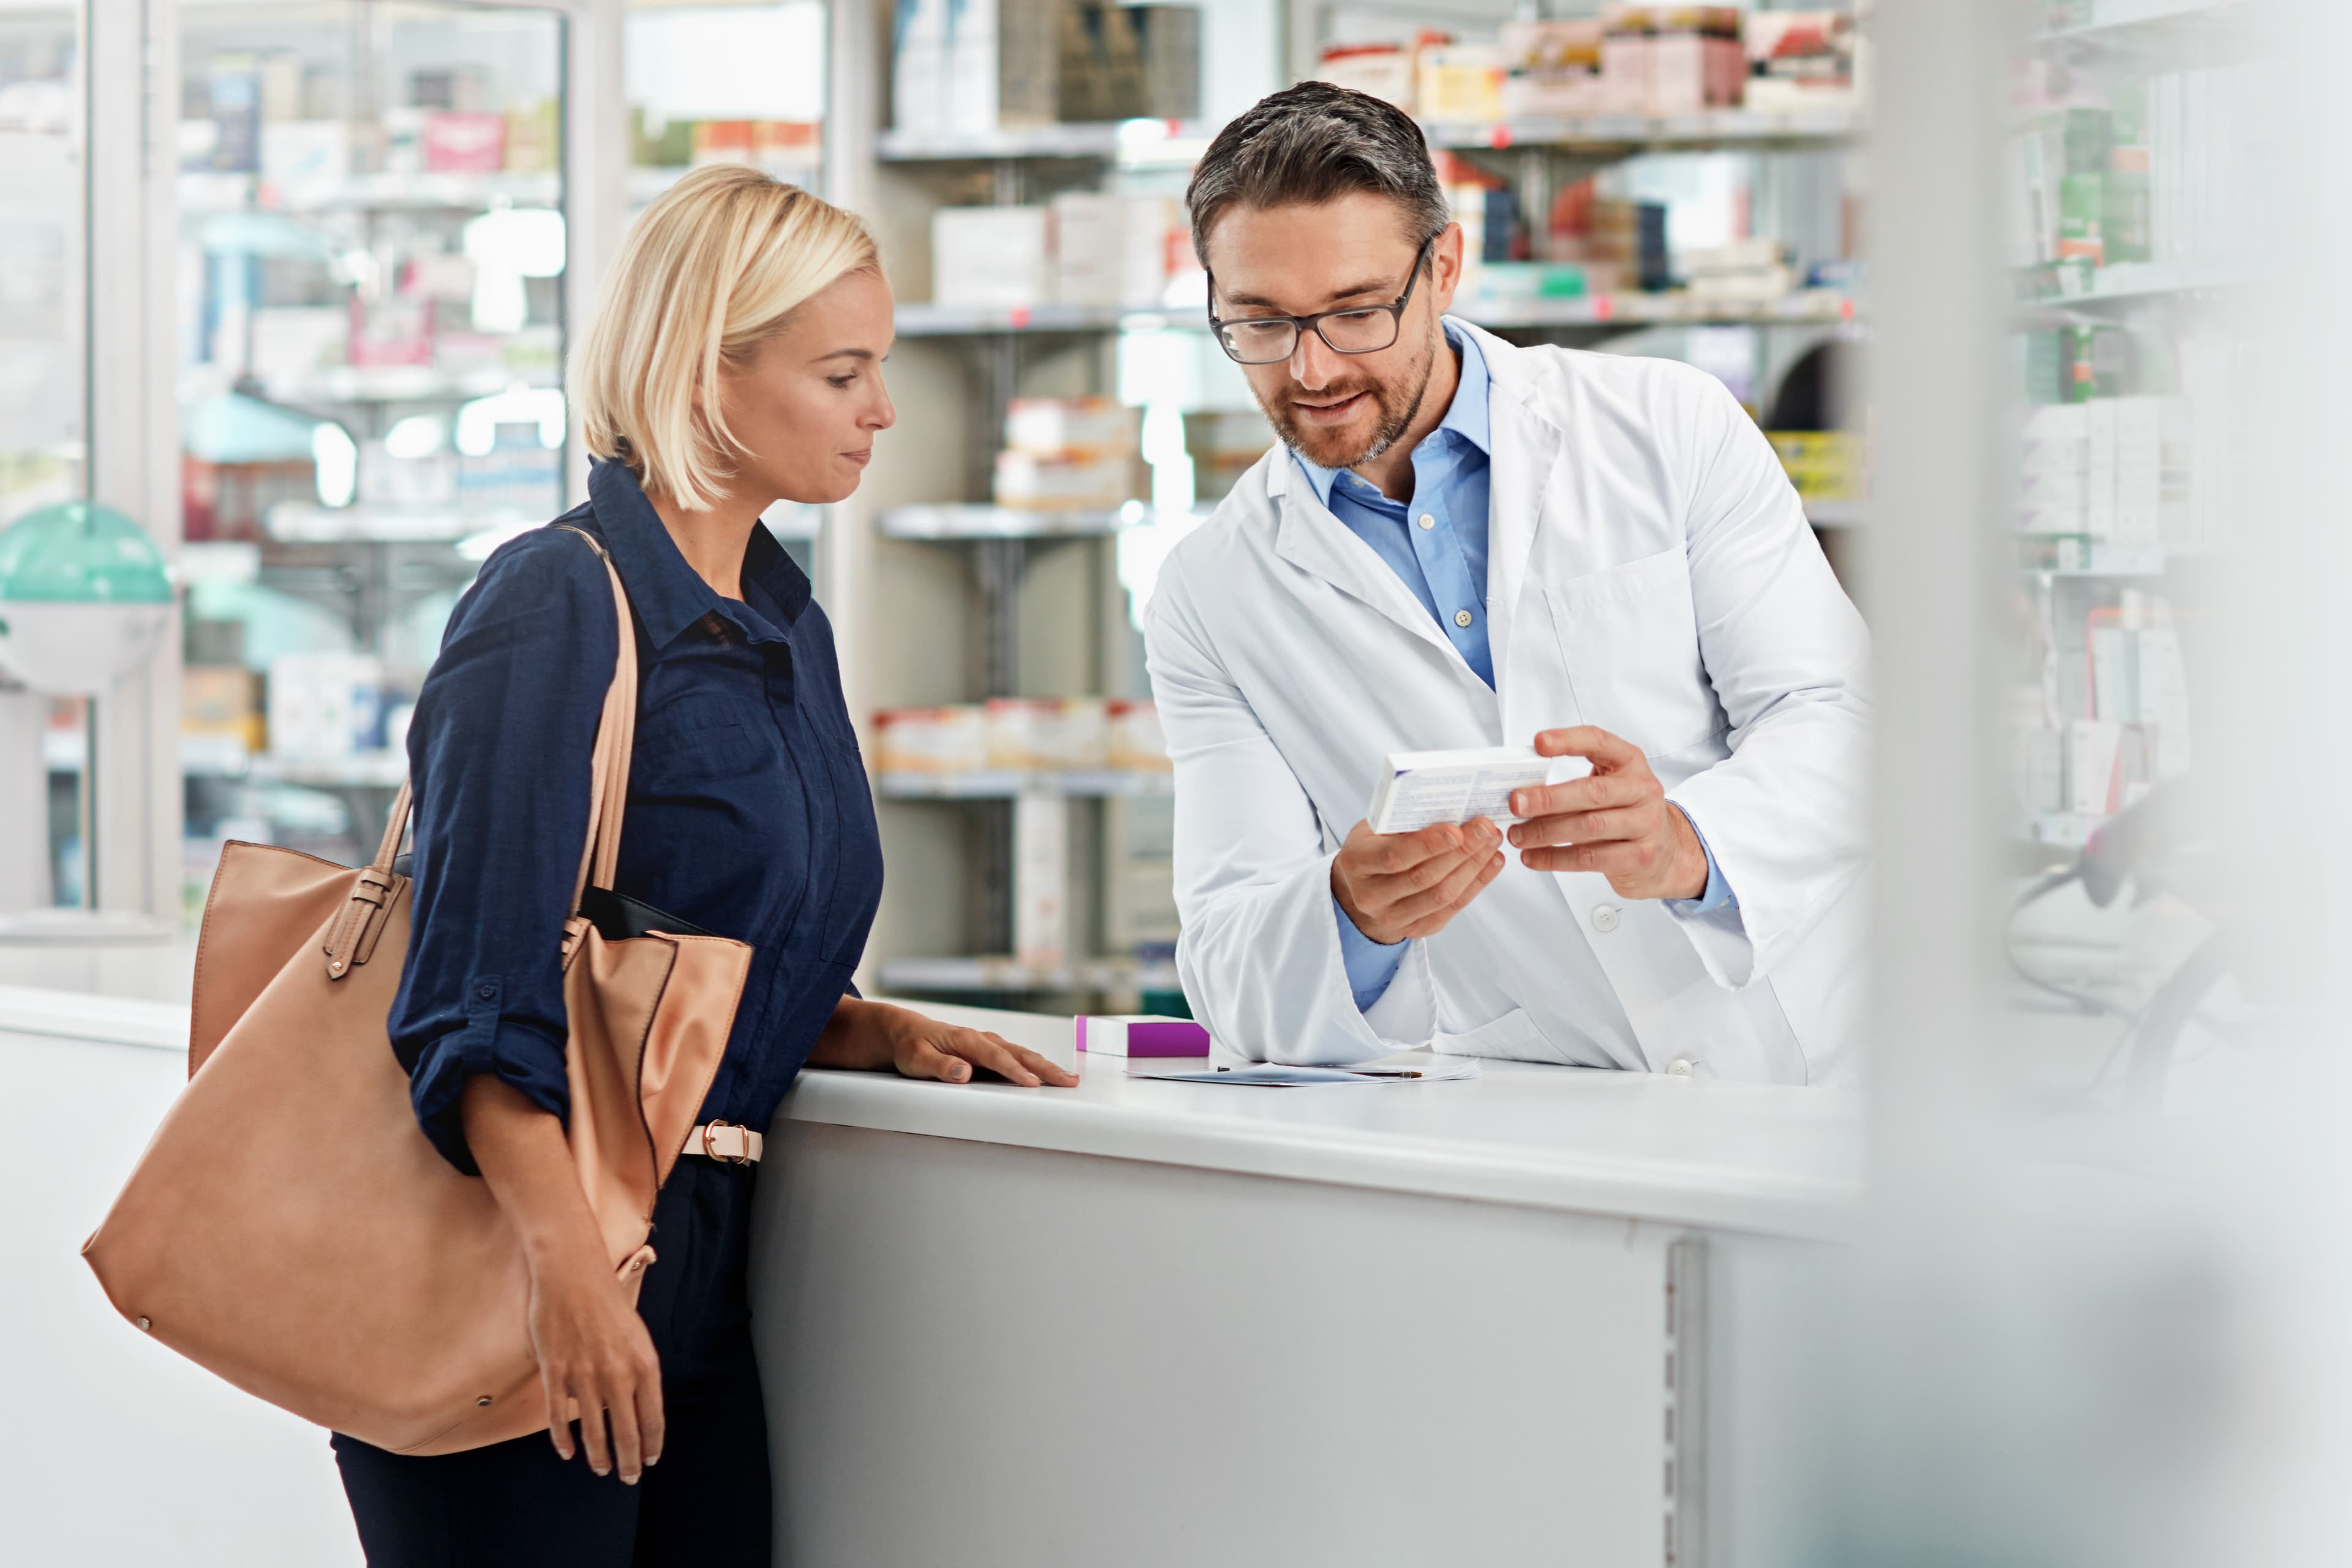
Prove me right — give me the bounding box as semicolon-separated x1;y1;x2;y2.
1297;323;1735;1012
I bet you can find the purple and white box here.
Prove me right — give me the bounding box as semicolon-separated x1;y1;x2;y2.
1074;1014;1210;1057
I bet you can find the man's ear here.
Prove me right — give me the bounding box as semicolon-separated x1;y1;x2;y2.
1430;222;1467;314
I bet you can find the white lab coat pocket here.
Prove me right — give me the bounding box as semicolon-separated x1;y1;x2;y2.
1544;548;1724;759
1433;1008;1556;1063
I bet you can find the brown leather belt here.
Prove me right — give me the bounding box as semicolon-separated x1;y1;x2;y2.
682;1121;763;1164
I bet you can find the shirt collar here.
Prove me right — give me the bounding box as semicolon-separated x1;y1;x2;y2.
587;458;812;649
1292;318;1492;508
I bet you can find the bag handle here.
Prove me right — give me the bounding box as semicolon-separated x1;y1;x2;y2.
350;525;635;928
556;526;638;909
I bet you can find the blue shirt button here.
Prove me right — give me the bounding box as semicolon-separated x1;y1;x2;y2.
476;985;495;1001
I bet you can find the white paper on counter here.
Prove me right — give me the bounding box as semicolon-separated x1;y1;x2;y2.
1127;1054;1482;1087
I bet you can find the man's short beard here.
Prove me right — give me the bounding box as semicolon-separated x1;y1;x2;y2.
1264;321;1440;472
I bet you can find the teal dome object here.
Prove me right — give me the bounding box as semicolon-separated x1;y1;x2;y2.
0;502;176;695
0;501;174;604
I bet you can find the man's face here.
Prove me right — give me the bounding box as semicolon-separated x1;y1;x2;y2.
1202;192;1463;471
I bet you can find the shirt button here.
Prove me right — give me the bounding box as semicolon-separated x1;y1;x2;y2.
1417;513;1436;530
1591;904;1620;933
476;985;495;1000
1667;1058;1694;1077
1453;609;1474;628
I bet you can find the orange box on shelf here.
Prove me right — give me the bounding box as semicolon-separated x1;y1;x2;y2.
873;706;989;775
1107;699;1170;772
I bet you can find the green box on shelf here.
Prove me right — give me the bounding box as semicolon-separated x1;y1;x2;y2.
2059;172;2105;264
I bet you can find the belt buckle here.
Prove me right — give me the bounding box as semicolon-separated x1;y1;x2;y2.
700;1120;753;1166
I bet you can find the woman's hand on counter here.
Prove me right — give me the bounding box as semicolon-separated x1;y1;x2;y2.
810;997;1079;1088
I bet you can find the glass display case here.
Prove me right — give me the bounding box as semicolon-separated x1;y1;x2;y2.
0;3;88;911
173;0;570;881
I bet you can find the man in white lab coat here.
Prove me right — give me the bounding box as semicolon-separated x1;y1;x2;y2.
1143;83;1871;1084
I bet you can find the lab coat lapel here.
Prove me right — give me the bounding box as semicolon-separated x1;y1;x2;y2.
1468;325;1563;703
1267;454;1461;665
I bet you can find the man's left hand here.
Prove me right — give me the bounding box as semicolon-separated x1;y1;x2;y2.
1507;726;1708;902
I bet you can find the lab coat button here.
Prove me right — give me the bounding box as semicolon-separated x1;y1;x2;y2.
1417;513;1436;530
1453;609;1474;628
1591;904;1620;933
1667;1058;1694;1077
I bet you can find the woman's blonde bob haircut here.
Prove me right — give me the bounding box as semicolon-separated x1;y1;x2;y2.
571;165;879;513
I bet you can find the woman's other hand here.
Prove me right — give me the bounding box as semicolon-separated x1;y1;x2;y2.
461;1076;664;1483
522;1227;665;1482
810;998;1078;1087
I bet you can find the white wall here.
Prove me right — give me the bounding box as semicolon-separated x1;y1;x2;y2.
0;1006;361;1566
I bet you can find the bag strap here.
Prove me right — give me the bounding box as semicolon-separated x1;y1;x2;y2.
334;525;635;980
555;525;638;909
355;527;636;903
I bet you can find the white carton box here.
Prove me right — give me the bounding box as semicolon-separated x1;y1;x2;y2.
931;206;1052;309
1366;747;1558;835
1012;791;1068;969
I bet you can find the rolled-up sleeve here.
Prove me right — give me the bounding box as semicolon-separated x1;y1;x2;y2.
387;530;617;1174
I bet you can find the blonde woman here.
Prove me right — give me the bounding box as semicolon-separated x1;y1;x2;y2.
334;165;1075;1565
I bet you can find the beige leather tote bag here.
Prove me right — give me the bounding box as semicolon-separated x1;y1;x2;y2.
83;529;752;1457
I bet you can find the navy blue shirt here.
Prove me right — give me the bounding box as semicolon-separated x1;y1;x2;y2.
389;459;884;1174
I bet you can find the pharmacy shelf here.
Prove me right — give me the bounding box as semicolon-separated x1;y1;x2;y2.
897;292;1858;337
255;364;553;405
878;769;1173;800
879;502;1175;540
894;303;1170;336
179;169;560;215
2027;0;2262;56
2015;261;2250;314
48;733;255;778
265;503;478;543
2016;540;2217;576
246;751;409;790
49;737;404;788
1466;288;1858;329
877;105;1861;165
1420;102;1863;153
878;954;1183;995
878;119;1217;167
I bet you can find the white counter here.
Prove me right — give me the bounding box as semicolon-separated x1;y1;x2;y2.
756;1001;1860;1568
5;981;1861;1567
782;1002;1863;1243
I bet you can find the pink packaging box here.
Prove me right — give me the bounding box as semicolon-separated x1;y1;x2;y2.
423;112;506;173
1075;1014;1210;1058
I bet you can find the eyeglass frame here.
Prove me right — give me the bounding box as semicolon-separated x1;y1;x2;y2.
1205;232;1442;366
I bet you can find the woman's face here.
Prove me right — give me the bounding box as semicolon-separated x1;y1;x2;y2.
713;268;898;508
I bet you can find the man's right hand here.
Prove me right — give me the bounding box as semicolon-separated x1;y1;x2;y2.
1332;818;1506;948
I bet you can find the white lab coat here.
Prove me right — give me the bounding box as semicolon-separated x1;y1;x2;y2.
1142;321;1871;1084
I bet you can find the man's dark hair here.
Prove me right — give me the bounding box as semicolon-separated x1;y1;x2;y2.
1185;81;1450;270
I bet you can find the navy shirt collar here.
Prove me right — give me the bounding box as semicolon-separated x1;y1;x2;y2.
1294;320;1491;510
587;458;812;649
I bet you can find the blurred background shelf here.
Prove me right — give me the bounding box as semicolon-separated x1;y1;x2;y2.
178;169;560;214
2028;0;2264;55
895;292;1858;337
878;770;1172;801
878;955;1183;997
1420;104;1863;152
879;119;1217;166
879;502;1175;540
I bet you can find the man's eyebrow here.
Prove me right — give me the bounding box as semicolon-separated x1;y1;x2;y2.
1218;276;1400;311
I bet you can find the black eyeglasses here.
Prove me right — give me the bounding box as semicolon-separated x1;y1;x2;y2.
1206;233;1439;365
